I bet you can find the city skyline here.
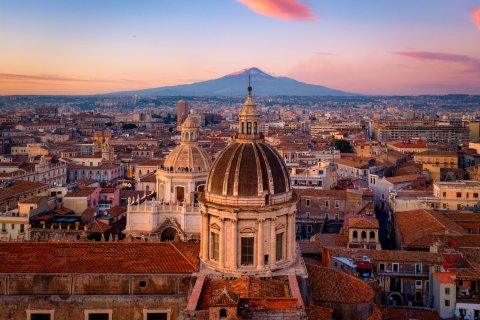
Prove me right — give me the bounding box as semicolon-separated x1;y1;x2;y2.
1;0;480;95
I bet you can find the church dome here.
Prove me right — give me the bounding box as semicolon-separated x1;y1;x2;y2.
204;85;292;206
163;113;211;173
205;141;291;202
163;144;211;173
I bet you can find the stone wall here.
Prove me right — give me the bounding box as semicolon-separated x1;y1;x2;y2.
0;273;194;320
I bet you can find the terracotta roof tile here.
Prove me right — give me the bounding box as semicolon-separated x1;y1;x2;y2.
0;242;199;274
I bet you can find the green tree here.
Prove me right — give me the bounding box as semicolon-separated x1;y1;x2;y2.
122;123;137;130
332;139;352;153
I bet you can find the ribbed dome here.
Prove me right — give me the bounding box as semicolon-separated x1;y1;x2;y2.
163;144;211;173
205;141;291;201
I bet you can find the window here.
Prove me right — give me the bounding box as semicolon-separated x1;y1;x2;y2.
276;232;284;261
361;231;367;239
325;200;329;207
445;287;450;295
415;264;422;273
467;228;473;234
11;224;14;230
1;224;6;232
444;299;450;307
305;199;310;207
415;280;422;288
457;192;462;198
146;313;168;320
241;237;254;265
353;231;358;239
246;122;252;134
369;231;375;240
392;263;399;272
307;225;313;233
379;263;385;271
474;193;479;199
219;309;227;318
20;224;25;233
139;281;147;288
442;192;446;197
335;200;340;208
88;314;110;320
211;232;219;261
30;314;52;320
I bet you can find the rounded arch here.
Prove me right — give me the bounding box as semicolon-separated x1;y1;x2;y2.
361;231;367;239
369;231;376;240
158;183;166;200
160;227;177;242
388;293;404;306
353;230;358;239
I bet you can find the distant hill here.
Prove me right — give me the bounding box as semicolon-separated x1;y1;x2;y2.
105;67;354;96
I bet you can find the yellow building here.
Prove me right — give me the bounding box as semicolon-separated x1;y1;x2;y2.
414;150;458;182
433;181;480;210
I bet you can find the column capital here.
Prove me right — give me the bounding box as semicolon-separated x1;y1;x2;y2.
270;216;278;222
231;218;238;224
201;211;208;217
257;218;266;223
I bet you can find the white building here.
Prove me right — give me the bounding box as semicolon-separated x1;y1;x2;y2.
126;114;211;241
290;162;337;190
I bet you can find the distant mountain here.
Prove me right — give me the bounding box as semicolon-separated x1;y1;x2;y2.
105;67;354;96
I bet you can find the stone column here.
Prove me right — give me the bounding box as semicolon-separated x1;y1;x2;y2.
257;218;265;270
201;212;209;260
287;212;294;260
219;217;225;269
269;217;277;269
231;219;238;270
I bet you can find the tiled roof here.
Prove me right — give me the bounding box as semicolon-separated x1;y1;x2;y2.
66;187;98;197
105;206;126;218
385;174;424;184
0;242;199;274
299;234;348;254
381;307;440;320
305;306;334;320
198;276;290;310
395;209;467;248
294;188;347;199
0;181;48;201
348;217;379;229
306;264;374;304
325;247;442;263
210;288;239;307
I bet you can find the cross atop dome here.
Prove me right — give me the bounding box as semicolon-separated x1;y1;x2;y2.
237;81;262;141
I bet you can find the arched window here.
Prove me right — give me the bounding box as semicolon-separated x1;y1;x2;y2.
361;231;367;239
353;231;358;239
370;231;375;240
219;309;227;318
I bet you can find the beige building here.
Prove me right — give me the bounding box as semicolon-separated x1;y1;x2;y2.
431;272;456;319
433;181;480;210
414;150;458;182
199;86;299;275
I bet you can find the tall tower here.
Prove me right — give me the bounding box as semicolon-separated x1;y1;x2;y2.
101;141;114;161
199;85;297;275
176;100;188;126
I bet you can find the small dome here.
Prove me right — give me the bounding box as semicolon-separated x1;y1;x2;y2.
163;144;211;173
205;141;291;205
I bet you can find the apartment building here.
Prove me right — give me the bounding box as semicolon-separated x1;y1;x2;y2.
433;181;480;210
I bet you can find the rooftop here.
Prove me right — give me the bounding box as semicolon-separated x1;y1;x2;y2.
0;242;199;274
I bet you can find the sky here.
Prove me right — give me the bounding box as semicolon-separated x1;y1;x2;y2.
0;0;480;95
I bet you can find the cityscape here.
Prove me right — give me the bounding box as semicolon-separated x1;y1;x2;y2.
1;1;480;320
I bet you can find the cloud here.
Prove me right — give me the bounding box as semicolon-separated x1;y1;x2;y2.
0;73;151;84
474;8;480;28
236;0;315;21
394;51;480;73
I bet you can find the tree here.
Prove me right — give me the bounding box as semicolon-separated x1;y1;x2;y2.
122;123;137;130
332;139;352;153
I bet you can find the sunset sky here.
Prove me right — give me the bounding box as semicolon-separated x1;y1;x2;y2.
1;0;479;95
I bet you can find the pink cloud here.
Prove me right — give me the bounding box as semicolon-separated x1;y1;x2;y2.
474;8;480;28
394;51;480;73
236;0;315;21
